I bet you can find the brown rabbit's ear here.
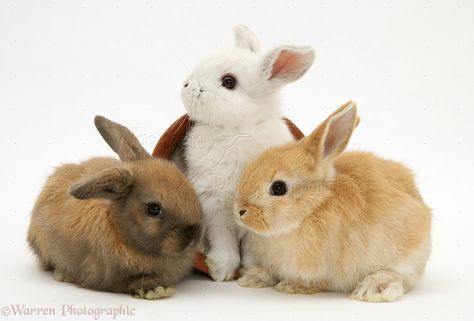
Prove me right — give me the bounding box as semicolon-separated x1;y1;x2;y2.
94;116;149;162
69;167;133;200
304;101;358;161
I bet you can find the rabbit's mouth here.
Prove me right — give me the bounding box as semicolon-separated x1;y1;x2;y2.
235;202;301;237
181;84;205;115
158;224;202;256
191;88;204;99
235;203;271;234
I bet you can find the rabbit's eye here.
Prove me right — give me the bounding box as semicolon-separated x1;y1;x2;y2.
270;181;287;196
221;75;237;89
146;202;163;218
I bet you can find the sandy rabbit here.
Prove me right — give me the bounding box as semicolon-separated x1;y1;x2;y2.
235;101;431;302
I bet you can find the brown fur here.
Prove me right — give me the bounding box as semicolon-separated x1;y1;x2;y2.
235;102;431;302
28;117;202;299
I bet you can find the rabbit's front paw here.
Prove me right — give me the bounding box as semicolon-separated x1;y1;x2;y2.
350;270;405;302
134;286;175;300
205;251;240;281
53;269;72;283
274;280;320;294
238;267;276;288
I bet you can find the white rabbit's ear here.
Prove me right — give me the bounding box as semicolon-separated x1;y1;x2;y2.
234;25;260;52
262;45;315;85
304;101;358;161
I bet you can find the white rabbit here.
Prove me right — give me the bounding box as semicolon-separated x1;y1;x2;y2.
181;26;315;281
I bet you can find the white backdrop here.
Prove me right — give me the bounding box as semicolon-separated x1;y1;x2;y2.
1;0;473;320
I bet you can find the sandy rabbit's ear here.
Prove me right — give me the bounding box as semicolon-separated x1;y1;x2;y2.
234;25;260;52
94;116;149;161
261;45;315;85
69;167;133;200
304;101;358;161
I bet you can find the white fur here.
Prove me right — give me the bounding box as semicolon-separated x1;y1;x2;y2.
234;25;260;52
181;26;315;281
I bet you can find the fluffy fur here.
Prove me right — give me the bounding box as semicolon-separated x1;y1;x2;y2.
235;102;432;302
181;26;315;281
28;116;202;299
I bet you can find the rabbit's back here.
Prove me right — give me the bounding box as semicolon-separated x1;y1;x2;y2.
336;151;424;201
28;158;119;278
312;152;430;289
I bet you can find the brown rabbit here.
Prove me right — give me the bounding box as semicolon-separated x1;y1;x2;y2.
235;101;431;302
27;116;202;299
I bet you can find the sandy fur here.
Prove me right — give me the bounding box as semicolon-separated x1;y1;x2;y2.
236;102;431;302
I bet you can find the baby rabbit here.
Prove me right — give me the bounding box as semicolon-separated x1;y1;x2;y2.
235;102;431;302
181;25;315;281
28;116;202;299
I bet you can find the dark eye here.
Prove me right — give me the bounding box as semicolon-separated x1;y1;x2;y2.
221;75;237;89
146;203;163;218
270;181;287;196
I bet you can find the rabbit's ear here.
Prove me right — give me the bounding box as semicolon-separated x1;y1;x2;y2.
304;101;358;161
69;167;133;200
94;116;149;162
262;45;315;85
234;25;260;52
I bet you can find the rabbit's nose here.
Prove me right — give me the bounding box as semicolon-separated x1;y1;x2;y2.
184;224;200;239
239;209;247;216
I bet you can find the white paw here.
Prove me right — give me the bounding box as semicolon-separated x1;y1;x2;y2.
350;272;404;302
205;252;240;281
134;287;175;300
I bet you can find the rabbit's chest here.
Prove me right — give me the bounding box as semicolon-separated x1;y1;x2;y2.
184;124;292;187
259;234;326;281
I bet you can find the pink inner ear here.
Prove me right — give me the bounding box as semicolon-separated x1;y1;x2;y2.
324;119;343;156
323;110;354;157
270;50;300;80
